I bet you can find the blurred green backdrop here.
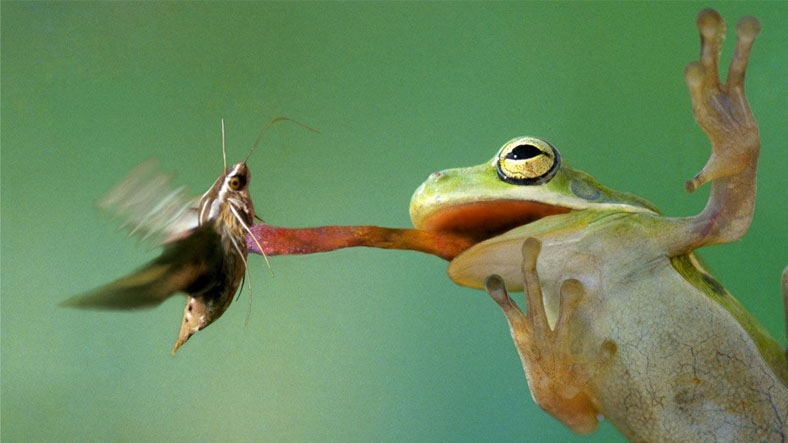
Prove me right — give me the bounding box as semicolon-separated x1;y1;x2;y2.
2;3;786;442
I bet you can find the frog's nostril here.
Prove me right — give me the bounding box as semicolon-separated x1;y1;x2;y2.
430;172;443;179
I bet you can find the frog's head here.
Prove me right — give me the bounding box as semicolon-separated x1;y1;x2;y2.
409;136;659;288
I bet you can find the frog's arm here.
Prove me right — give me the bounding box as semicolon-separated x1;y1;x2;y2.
484;238;616;434
660;10;762;255
658;11;788;373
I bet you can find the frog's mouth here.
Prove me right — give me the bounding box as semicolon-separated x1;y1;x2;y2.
416;200;571;245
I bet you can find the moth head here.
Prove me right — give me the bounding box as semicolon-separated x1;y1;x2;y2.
225;162;250;192
212;161;254;226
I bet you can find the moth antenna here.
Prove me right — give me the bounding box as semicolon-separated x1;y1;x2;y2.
221;118;228;172
230;205;274;278
243;117;320;163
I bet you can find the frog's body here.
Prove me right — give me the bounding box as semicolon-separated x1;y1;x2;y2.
407;10;788;441
499;210;788;439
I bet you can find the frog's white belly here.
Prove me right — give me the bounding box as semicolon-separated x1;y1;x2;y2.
562;260;788;441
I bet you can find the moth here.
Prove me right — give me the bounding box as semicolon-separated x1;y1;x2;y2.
62;119;304;355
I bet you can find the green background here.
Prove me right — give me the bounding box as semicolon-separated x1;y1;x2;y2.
2;3;786;442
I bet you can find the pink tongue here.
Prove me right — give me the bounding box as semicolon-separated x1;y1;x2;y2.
246;224;476;262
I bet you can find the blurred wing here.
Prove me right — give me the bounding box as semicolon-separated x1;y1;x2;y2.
61;224;225;310
99;159;199;246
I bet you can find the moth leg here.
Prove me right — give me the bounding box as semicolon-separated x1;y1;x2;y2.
663;10;763;255
484;238;616;434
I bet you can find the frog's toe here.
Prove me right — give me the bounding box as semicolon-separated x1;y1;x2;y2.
735;15;761;42
684;155;709;193
553;279;584;345
683;61;705;109
553;279;617;397
484;274;508;304
485;274;529;333
521;238;550;333
726;16;761;94
697;9;725;87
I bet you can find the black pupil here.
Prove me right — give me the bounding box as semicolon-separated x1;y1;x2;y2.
507;144;542;160
231;176;245;188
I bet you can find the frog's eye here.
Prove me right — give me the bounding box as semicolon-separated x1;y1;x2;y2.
228;175;246;191
496;137;561;185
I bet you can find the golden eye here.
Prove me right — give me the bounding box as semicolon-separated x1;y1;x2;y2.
496;137;560;185
229;176;243;190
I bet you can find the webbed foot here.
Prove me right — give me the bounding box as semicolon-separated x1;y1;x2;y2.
664;10;763;254
484;238;616;434
684;10;761;193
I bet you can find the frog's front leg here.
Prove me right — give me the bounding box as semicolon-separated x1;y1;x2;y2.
484;238;616;434
664;10;762;255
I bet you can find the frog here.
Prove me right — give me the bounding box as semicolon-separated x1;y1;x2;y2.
406;10;788;441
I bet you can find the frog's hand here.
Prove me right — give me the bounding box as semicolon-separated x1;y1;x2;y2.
484;238;616;435
664;10;762;255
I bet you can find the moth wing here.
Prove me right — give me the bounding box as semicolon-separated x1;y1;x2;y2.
61;224;224;310
99;159;200;246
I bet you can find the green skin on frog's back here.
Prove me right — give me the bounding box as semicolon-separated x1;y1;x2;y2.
407;11;788;440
